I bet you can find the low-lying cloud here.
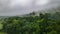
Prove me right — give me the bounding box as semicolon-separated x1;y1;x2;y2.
0;0;60;16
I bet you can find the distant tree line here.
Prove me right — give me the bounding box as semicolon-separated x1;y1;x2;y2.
0;12;60;34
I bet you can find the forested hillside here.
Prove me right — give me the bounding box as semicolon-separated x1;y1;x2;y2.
0;11;60;34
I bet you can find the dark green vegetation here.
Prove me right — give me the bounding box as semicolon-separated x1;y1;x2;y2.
0;12;60;34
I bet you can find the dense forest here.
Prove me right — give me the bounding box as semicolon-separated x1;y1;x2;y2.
0;10;60;34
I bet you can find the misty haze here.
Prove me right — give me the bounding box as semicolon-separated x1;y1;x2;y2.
0;0;60;16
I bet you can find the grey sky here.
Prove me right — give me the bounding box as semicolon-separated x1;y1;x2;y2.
0;0;60;16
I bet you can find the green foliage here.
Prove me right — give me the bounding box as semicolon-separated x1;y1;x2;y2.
0;23;3;30
0;12;60;34
0;32;7;34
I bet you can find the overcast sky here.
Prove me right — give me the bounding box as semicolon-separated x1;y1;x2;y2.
0;0;60;16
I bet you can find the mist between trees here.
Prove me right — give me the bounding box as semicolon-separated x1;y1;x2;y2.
0;9;60;34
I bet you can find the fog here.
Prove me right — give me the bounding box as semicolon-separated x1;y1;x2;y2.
0;0;60;16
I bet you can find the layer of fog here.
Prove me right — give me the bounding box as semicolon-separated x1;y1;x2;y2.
0;0;60;16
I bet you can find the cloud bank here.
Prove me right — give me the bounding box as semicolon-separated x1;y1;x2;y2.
0;0;60;16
